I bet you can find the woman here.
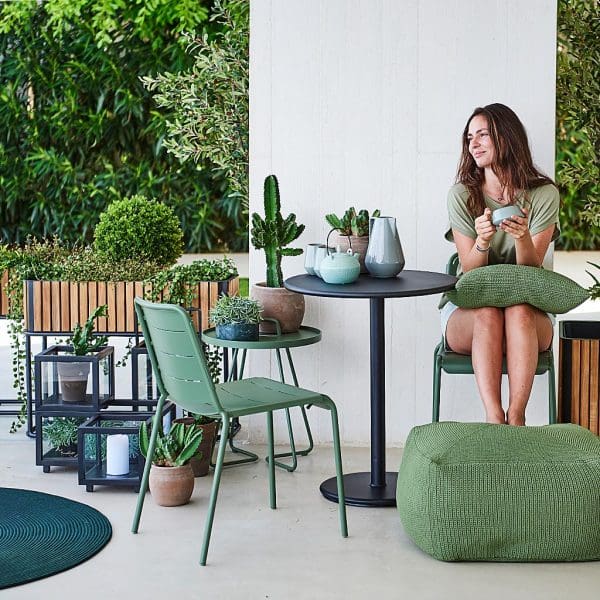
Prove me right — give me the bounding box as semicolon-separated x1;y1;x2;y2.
441;103;560;425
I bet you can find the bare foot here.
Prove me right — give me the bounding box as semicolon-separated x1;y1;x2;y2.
486;409;506;424
507;410;526;426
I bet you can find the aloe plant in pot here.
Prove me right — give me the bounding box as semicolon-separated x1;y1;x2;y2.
139;421;203;506
250;174;305;333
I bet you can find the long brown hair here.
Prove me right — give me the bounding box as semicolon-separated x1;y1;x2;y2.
456;103;554;216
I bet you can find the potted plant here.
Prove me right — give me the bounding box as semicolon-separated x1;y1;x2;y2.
43;417;83;457
57;305;110;404
325;207;381;273
250;174;305;333
209;294;262;341
172;414;219;477
138;421;203;506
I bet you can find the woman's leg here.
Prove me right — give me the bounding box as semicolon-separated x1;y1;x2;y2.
504;305;553;426
446;307;505;423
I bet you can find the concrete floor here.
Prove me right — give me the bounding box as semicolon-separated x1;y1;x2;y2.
1;251;600;598
1;419;599;600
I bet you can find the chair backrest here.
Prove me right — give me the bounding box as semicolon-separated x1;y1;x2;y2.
134;298;224;414
447;253;460;276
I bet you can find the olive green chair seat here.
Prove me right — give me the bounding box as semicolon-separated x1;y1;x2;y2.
397;421;600;562
433;253;556;423
131;298;347;566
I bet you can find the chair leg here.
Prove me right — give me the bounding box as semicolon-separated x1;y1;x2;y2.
548;361;557;424
266;411;276;509
132;393;166;533
200;414;230;566
329;402;348;537
432;348;442;423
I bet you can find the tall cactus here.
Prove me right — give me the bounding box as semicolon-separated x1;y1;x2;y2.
251;175;305;287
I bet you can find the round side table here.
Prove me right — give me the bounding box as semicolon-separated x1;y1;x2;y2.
202;325;322;471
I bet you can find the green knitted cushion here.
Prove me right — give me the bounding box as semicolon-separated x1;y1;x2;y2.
397;422;600;562
445;264;589;313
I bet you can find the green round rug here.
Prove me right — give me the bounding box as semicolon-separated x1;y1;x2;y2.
0;488;112;589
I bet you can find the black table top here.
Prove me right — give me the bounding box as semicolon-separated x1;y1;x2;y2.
285;271;457;299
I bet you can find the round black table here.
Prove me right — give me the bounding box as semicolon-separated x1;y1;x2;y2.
285;271;457;507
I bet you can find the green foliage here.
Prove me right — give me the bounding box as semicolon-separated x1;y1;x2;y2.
587;262;600;300
0;0;246;252
93;195;184;266
209;294;261;326
43;417;85;451
68;305;109;356
142;0;249;214
556;0;600;246
325;207;381;237
139;421;203;467
251;175;305;288
145;257;238;306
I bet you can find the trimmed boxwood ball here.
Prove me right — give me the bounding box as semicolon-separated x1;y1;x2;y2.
93;195;184;267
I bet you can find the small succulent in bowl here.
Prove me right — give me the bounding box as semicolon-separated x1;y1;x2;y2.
209;294;262;341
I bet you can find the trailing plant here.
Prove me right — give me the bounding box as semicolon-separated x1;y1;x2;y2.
209;294;261;326
138;421;203;467
556;0;600;243
93;195;184;267
67;305;109;356
250;175;305;288
145;257;238;307
325;208;381;237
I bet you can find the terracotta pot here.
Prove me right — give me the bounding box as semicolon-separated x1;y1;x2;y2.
149;464;195;507
329;233;370;273
251;283;305;334
57;362;91;403
173;418;218;477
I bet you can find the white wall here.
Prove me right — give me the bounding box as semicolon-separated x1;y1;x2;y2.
248;0;558;445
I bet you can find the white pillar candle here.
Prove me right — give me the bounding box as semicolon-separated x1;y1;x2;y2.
106;434;130;475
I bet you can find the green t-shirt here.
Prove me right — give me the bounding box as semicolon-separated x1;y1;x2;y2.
439;182;560;309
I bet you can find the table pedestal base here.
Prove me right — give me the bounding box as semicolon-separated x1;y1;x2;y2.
320;472;398;507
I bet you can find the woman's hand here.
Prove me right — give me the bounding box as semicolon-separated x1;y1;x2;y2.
500;207;530;241
474;208;495;245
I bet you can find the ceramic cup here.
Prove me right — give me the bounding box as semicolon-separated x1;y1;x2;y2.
313;246;334;278
304;243;324;276
492;205;525;227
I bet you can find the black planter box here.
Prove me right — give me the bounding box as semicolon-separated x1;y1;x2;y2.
131;341;160;404
77;403;174;492
34;344;114;412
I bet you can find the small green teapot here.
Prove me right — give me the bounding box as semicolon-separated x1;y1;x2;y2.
319;245;360;284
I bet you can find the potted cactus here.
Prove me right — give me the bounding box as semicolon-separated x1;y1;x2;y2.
139;421;203;506
325;207;380;273
250;175;305;333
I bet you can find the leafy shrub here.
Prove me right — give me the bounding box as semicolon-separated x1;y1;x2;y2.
556;0;600;246
0;0;247;251
93;195;184;266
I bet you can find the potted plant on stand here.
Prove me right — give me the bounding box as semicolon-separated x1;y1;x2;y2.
251;174;305;333
209;294;262;341
325;207;380;273
138;421;203;506
58;305;110;404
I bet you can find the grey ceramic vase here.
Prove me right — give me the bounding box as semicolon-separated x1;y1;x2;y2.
365;216;405;278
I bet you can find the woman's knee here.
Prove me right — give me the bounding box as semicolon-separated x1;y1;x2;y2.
504;304;536;328
473;306;504;329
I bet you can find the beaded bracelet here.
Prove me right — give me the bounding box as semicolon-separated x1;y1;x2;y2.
475;243;490;253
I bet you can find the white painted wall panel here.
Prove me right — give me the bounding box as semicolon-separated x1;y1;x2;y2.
249;0;557;445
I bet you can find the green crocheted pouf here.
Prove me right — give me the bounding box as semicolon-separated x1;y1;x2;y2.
445;264;589;313
397;422;600;562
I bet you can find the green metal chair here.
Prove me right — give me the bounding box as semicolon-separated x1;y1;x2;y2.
432;254;556;423
131;298;347;565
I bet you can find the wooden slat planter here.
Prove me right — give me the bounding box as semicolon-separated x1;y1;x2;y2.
0;269;10;317
23;276;239;335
